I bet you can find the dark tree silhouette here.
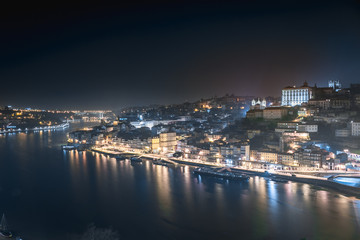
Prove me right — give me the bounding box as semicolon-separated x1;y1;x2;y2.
80;224;120;240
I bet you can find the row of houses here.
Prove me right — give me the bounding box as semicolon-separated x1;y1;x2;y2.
250;145;337;169
275;121;318;133
68;123;338;169
110;131;334;169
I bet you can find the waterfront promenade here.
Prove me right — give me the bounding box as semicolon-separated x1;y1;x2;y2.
88;146;360;198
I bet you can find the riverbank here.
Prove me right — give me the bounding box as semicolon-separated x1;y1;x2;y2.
0;122;69;134
172;158;360;198
7;125;360;240
89;148;360;198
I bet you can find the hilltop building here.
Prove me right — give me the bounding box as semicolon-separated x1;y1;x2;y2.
281;81;345;107
329;80;341;91
281;82;314;106
251;98;266;110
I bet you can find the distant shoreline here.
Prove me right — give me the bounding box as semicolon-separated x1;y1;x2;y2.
0;122;69;134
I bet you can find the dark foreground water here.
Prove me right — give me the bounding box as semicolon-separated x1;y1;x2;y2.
0;126;360;240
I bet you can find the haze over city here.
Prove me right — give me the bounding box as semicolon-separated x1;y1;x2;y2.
1;0;360;109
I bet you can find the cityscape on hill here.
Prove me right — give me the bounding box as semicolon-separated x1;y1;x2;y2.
62;80;360;171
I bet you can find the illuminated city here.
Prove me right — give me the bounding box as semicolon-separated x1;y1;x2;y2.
1;1;360;240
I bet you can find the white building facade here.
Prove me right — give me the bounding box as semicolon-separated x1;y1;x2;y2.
351;122;360;136
281;82;314;106
297;124;318;133
251;98;266;110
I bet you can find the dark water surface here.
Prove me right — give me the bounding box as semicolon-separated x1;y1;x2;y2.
0;126;360;240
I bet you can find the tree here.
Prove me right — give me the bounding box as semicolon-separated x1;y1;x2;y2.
80;224;120;240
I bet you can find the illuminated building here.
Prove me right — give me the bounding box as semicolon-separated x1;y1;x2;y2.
151;137;160;153
328;80;341;90
277;121;297;129
159;132;177;152
351;121;360;136
297;123;318;133
210;143;250;162
250;150;278;163
278;153;297;166
281;81;314;106
294;146;328;168
251;98;266;110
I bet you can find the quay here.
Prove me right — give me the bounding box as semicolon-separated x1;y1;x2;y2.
270;173;360;198
87;147;360;198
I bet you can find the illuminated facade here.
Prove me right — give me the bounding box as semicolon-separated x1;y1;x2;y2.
251;98;266;110
281;82;314;106
151;132;177;153
278;153;297;166
329;80;341;90
159;132;177;152
250;150;278;163
297;124;318;133
351;121;360;136
294;146;328;168
210;143;250;162
151;137;160;153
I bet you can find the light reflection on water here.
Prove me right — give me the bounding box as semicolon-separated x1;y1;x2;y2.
0;129;360;240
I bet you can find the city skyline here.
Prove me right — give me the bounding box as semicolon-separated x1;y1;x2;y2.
1;1;360;109
0;80;354;111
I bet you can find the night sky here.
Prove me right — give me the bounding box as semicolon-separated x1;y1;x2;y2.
1;0;360;109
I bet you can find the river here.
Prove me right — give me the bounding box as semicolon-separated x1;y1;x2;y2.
0;124;359;239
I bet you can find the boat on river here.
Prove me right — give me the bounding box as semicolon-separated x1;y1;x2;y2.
61;145;75;150
130;157;142;162
193;167;249;181
153;159;171;166
270;177;288;183
115;155;127;160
